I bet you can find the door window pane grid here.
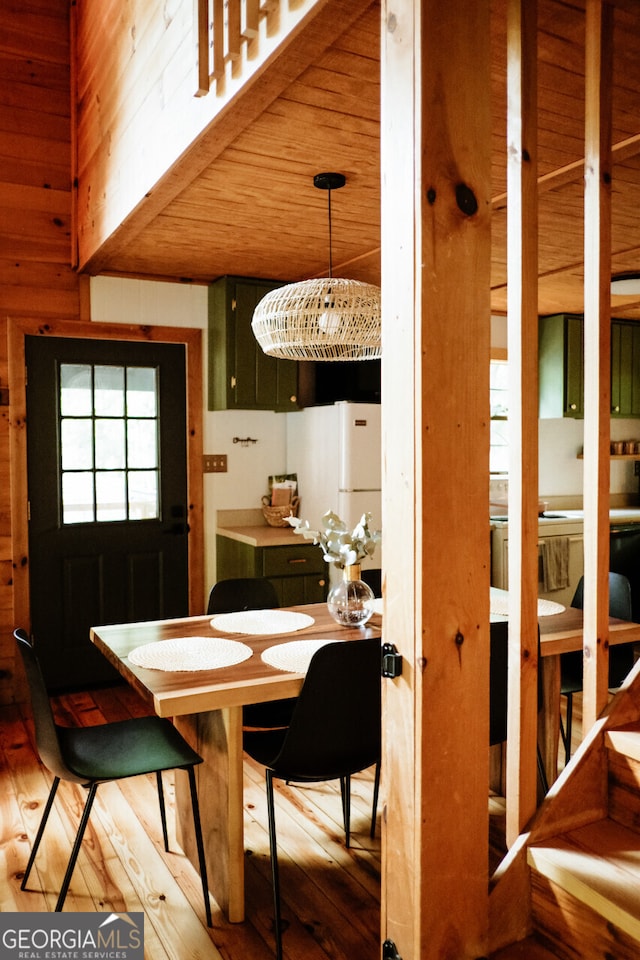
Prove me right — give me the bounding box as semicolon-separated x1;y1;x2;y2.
60;363;160;524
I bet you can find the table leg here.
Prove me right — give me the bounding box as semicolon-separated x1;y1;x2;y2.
174;706;245;922
539;654;560;788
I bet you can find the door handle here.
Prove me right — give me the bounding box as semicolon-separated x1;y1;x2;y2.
164;523;189;535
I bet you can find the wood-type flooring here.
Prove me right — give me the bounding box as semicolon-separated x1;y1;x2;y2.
0;682;584;959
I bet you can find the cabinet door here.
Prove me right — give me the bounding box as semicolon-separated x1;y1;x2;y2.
272;573;328;606
234;280;298;410
208;276;299;411
539;313;583;418
537;534;584;608
495;528;584;610
611;320;640;418
564;315;584;417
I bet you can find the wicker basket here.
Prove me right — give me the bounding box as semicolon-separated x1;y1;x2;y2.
261;495;300;528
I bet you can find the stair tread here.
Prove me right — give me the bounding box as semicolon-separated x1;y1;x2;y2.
605;722;640;761
528;818;640;941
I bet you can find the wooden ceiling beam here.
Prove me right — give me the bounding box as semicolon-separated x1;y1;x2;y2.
492;130;640;208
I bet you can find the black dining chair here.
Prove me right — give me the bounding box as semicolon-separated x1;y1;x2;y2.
360;567;382;598
243;637;381;960
15;628;212;924
490;619;549;796
560;571;635;765
207;576;297;729
206;576;280;617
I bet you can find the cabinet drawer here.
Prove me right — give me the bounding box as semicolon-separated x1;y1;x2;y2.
261;545;325;577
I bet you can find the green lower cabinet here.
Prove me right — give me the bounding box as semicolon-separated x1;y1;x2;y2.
271;573;328;606
216;536;328;606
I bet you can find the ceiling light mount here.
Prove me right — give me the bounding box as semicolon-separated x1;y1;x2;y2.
313;172;346;191
251;172;381;361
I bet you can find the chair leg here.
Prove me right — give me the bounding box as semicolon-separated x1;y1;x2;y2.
266;770;283;960
340;775;351;848
21;776;61;890
564;693;574;766
187;766;212;928
370;760;381;838
56;782;99;912
536;747;549;796
156;771;169;852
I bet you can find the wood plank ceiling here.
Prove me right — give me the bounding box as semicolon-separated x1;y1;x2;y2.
88;0;640;321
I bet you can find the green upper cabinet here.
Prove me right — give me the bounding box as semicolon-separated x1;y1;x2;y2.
208;276;300;411
611;319;640;418
539;313;584;418
539;313;640;419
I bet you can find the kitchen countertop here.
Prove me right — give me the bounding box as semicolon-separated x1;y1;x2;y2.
490;507;640;527
216;507;312;547
216;523;310;548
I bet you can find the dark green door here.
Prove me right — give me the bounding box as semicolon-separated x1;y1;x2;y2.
26;336;189;689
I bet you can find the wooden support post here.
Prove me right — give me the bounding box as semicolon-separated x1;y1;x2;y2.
380;1;492;956
505;0;540;843
582;0;613;734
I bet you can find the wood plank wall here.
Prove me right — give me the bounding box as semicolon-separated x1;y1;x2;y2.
0;0;81;704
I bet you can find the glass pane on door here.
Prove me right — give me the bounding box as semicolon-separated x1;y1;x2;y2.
60;363;160;524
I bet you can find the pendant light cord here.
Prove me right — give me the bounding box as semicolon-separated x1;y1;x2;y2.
327;186;333;278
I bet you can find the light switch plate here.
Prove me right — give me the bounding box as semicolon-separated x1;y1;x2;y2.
204;454;228;473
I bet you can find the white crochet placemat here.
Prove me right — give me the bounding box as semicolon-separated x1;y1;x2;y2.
489;587;565;617
128;636;253;672
261;638;343;674
210;609;315;636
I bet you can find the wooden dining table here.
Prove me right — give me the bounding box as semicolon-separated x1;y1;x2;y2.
90;603;382;923
91;599;640;921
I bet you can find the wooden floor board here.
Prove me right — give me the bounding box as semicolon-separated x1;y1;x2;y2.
0;685;380;960
3;679;559;959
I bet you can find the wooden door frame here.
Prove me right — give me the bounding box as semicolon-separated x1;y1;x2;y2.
8;317;204;637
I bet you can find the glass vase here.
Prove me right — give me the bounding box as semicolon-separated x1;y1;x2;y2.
327;563;375;626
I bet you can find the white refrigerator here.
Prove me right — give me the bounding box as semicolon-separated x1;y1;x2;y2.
286;401;382;572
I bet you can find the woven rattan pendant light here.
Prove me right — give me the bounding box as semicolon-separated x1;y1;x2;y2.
251;172;381;361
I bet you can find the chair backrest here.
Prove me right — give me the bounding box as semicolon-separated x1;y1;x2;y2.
489;620;509;747
571;572;635;686
14;628;84;784
268;638;381;782
360;568;382;598
206;577;279;615
489;619;544;747
570;571;633;621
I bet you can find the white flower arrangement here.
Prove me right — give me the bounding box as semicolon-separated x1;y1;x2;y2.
287;510;381;568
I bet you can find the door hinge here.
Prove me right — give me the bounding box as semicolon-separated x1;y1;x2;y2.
383;940;403;960
231;297;237;311
27;500;31;521
381;643;402;678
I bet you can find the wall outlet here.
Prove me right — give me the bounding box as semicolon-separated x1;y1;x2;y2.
204;454;228;473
